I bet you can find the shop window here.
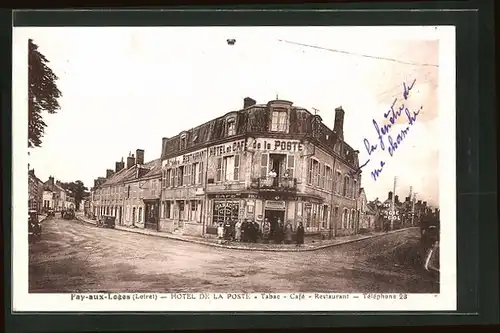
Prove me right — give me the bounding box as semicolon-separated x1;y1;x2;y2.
212;201;239;225
138;207;143;222
271;109;288;132
179;201;185;220
322;205;329;228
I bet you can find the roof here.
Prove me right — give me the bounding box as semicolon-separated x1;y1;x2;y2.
141;159;162;179
100;158;161;187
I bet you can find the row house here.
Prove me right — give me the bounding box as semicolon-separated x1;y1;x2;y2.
42;176;71;212
159;97;362;239
28;169;44;213
92;149;161;229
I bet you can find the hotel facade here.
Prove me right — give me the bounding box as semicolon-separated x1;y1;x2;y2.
158;98;363;239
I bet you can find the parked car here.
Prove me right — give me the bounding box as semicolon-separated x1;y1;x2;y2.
63;209;75;220
96;215;116;228
28;209;41;242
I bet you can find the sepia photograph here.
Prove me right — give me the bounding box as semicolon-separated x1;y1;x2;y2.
13;25;456;312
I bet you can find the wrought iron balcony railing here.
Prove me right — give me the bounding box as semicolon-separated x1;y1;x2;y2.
250;176;297;191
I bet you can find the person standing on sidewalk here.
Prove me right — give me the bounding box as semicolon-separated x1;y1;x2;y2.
284;220;293;244
235;219;242;242
296;222;305;246
262;218;271;244
217;223;224;244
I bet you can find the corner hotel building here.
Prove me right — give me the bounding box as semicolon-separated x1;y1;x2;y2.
159;97;362;239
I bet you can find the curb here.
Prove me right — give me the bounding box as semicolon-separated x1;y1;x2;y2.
111;223;416;253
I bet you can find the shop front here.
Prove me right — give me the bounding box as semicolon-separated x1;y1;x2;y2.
144;199;160;230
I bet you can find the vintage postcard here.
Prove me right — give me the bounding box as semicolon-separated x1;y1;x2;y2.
13;25;456;312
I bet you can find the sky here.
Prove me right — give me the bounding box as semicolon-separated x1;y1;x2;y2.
15;26;444;206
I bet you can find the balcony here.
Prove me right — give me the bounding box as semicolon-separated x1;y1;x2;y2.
250;176;297;192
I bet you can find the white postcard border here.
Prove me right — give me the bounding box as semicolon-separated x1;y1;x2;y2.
12;25;456;312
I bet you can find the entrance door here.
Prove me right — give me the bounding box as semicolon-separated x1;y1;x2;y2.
265;209;285;237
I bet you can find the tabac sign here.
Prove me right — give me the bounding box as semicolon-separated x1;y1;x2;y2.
163;148;206;168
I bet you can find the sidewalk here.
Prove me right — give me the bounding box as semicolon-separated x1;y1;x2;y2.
76;215;415;252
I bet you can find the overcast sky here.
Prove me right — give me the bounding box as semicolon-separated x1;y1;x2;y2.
15;26;444;206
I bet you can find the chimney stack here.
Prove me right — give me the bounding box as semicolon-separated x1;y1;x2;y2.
423;201;427;207
127;154;135;169
93;179;97;189
405;196;410;202
417;200;422;205
136;149;145;165
334;106;345;139
395;195;400;204
388;191;393;200
106;169;114;179
243;97;256;109
48;176;55;186
115;159;125;173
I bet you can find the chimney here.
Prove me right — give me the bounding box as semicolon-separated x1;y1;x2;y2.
127;154;135;168
388;191;393;200
423;201;427;207
162;137;168;155
417;200;422;205
243;97;256;109
93;179;97;188
115;159;125;173
334;106;345;139
106;169;114;179
395;195;400;204
136;149;145;165
48;176;54;186
405;196;410;202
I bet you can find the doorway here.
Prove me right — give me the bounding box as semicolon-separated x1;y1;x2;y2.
269;154;286;179
265;209;285;238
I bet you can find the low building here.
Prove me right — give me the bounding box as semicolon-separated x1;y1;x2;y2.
92;149;160;228
160;97;362;239
42;176;69;212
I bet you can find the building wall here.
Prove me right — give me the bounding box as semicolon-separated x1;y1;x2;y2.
42;191;54;210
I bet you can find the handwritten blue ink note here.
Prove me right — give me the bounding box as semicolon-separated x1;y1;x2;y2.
359;79;423;181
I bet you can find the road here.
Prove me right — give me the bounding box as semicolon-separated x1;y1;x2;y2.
29;218;439;293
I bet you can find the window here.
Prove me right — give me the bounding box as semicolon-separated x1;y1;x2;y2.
184;164;191;185
325;166;333;191
171;168;176;187
321;164;326;188
286;155;295;178
227;118;236;136
315;161;321;186
198;162;204;184
260;154;268;178
343;175;349;197
165;169;171;187
353;179;358;198
179;135;187;150
271;109;288;132
178;166;184;186
138;207;143;222
335;171;342;193
192;163;198;185
223;155;240;181
216;158;223;182
343;208;348;228
308;158;319;185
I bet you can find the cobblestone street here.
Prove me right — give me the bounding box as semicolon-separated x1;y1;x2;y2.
29;218;439;293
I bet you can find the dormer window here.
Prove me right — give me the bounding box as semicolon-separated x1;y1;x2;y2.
271;108;288;132
179;134;187;150
227;118;236;136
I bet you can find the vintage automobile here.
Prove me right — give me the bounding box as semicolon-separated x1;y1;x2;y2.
96;215;116;228
28;209;41;242
63;209;75;220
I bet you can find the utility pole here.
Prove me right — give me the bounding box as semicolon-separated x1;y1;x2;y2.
390;176;397;230
411;192;417;226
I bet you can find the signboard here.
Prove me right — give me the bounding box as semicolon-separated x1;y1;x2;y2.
248;137;303;152
208;139;247;157
163;148;206;168
265;200;286;210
